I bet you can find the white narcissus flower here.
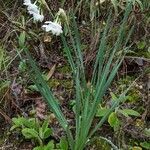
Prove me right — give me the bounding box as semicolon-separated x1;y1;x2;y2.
23;0;44;22
42;21;63;36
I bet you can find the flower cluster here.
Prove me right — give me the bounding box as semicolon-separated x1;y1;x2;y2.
23;0;44;22
42;8;66;36
23;1;66;36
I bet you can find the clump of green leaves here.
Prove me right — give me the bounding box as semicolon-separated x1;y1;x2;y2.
11;116;69;150
140;141;150;150
11;117;52;147
96;104;140;131
33;137;68;150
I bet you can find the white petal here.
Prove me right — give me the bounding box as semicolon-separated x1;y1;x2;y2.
27;3;39;14
44;21;53;24
42;25;50;32
33;13;44;22
23;0;31;5
42;21;63;35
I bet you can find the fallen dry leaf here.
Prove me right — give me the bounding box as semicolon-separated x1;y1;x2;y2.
47;64;56;80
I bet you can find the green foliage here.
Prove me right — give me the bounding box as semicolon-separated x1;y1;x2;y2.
33;138;69;150
57;137;69;150
96;107;111;117
27;84;39;92
0;46;5;71
136;41;146;50
18;59;27;72
108;112;120;131
39;119;52;139
10;117;38;130
18;31;26;48
0;80;10;98
11;117;52;146
22;128;39;139
96;105;140;131
118;109;140;117
24;3;134;150
18;16;25;45
11;116;69;150
144;128;150;136
33;141;55;150
140;141;150;149
0;46;10;71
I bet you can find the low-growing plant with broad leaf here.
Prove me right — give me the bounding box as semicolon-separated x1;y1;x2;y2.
96;91;141;131
11;117;52;147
